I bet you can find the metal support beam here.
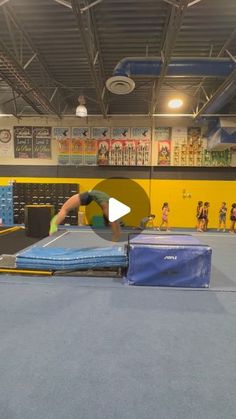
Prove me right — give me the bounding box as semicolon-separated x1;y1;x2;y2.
50;87;58;102
53;0;104;13
0;40;61;116
188;0;203;7
194;69;236;118
201;86;209;101
218;27;236;57
193;25;236;112
163;0;179;8
0;71;44;115
12;88;18;117
150;0;189;114
3;7;19;60
81;0;103;13
71;0;108;116
0;0;10;6
23;53;37;70
226;50;236;64
53;0;72;9
5;4;70;113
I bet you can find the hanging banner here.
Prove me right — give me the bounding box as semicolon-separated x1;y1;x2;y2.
123;140;136;166
187;127;203;166
53;127;70;165
172;127;187;166
109;140;123;165
111;127;130;140
14;126;33;158
154;127;171;141
136;140;151;166
33;126;52;159
97;140;110;165
92;127;110;140
71;139;84;165
158;140;171;166
84;140;97;165
70;127;87;165
72;127;90;139
131;127;151;140
0;128;13;157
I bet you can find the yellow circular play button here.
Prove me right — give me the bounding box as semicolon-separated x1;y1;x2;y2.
84;177;150;242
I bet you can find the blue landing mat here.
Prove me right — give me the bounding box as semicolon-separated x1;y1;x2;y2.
16;246;128;270
126;234;212;287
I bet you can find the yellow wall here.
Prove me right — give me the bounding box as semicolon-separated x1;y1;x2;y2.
1;177;235;229
150;179;236;228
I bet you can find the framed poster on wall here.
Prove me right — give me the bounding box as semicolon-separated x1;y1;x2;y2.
14;126;33;158
33;126;52;159
53;127;71;165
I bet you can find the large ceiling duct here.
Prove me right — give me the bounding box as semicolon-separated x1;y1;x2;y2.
106;57;236;94
106;56;236;114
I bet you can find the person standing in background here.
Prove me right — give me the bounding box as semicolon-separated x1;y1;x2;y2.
229;203;236;234
159;202;170;231
196;200;204;232
202;202;210;231
217;202;227;232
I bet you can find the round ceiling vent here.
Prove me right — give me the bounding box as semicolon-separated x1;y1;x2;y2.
105;76;135;95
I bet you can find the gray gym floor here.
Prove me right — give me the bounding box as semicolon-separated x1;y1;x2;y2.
0;228;235;419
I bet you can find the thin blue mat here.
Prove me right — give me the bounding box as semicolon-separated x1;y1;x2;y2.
16;246;128;270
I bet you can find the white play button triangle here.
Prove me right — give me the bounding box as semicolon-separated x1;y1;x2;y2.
108;198;131;222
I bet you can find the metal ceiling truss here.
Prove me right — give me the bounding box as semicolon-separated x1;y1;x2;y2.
194;67;236;119
71;0;108;116
193;25;236;116
0;39;61;116
163;0;203;9
0;0;10;7
0;71;44;115
3;4;73;115
54;0;103;13
150;0;189;114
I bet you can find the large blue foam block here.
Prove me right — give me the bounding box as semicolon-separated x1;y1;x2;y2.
125;234;212;287
16;246;128;271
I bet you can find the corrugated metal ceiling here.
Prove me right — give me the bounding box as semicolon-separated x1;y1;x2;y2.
0;0;236;117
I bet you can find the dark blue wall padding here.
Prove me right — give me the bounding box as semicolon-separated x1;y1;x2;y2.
125;234;212;287
16;246;128;271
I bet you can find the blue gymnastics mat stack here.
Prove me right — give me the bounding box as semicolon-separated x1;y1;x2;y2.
16;246;128;271
125;234;212;287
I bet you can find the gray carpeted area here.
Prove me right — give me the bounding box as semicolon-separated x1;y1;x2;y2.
0;276;236;419
0;228;236;419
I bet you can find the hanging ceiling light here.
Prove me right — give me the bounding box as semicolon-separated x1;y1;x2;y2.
168;98;183;109
76;95;87;117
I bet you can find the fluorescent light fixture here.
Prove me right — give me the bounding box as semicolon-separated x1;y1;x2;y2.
168;98;183;109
